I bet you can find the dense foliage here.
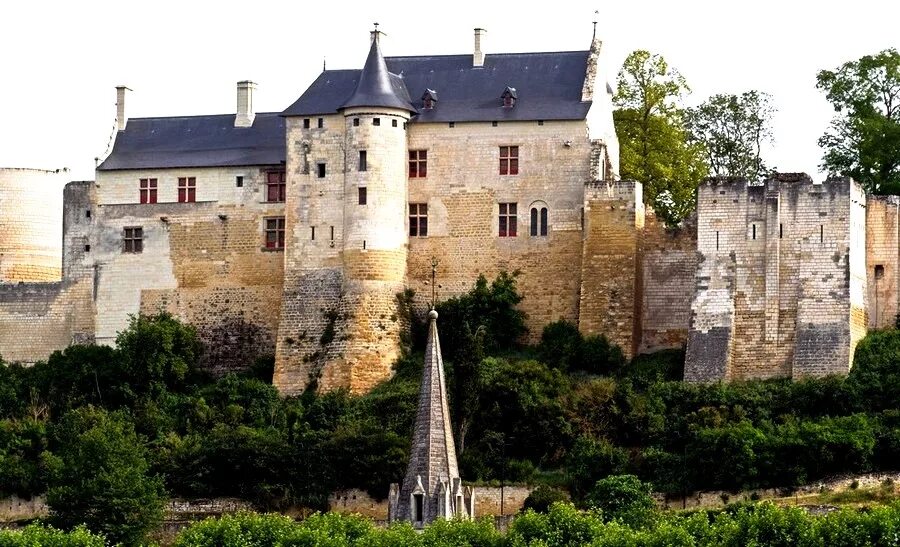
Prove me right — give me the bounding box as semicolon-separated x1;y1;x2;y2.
173;502;900;547
817;48;900;194
0;272;898;541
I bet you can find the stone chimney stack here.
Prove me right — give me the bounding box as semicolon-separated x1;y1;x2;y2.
235;81;256;128
115;86;130;131
473;28;486;67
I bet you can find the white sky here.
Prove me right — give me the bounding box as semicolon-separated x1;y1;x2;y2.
1;0;898;182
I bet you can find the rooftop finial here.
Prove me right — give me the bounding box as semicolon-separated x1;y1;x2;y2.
430;257;438;309
592;10;599;40
373;22;380;42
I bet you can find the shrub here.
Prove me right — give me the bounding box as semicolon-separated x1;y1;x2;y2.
566;437;629;500
0;523;106;546
522;485;571;513
586;474;656;527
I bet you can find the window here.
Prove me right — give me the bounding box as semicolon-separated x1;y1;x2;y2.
317;163;326;178
358;187;367;205
501;86;517;108
266;171;286;202
409;203;428;237
264;217;285;250
139;178;157;204
409;150;427;178
85;210;91;218
358;150;367;172
236;175;244;187
499;146;519;175
178;177;196;203
449;122;455;128
491;121;498;127
499;203;517;237
392;119;398;127
303;118;310;129
530;206;548;236
875;264;885;279
414;494;424;523
84;244;91;252
123;226;143;253
353;118;360;127
752;224;756;240
317;117;323;128
311;226;316;240
373;118;381;126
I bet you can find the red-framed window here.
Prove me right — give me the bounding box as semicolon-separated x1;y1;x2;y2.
409;150;427;178
123;226;143;253
499;203;517;237
499;146;519;175
409;203;428;237
264;217;285;250
178;177;196;203
267;171;286;202
139;178;157;204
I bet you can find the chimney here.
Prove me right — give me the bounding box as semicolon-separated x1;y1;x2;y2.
473;28;486;68
235;80;256;128
115;86;130;131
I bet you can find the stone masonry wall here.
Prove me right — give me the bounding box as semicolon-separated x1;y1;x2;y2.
0;168;67;282
330;486;534;520
92;166;284;374
579;181;643;358
639;210;697;353
406;120;593;344
866;196;898;329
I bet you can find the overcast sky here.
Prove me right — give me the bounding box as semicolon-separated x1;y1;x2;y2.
1;0;897;181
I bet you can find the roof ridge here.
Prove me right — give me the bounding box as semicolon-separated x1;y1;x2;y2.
127;112;282;122
386;50;589;60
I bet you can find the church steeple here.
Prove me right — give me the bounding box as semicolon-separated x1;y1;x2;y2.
388;309;474;528
340;28;416;113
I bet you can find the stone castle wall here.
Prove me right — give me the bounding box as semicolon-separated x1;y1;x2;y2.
89;166;285;374
685;175;869;381
0;168;67;282
866;196;899;329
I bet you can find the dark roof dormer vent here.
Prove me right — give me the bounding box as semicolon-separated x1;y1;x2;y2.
501;87;517;108
422;89;438;110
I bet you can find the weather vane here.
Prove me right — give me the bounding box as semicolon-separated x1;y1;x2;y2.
592;10;599;39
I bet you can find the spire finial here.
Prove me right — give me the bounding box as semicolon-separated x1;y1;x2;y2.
592;10;599;40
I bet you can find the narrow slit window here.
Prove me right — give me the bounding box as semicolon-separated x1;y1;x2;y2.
414;494;424;522
752;224;756;240
236;175;243;187
317;163;326;178
317;117;323;128
330;226;334;241
779;223;783;239
358;150;367;172
820;225;824;243
716;231;720;250
540;207;548;236
311;226;316;241
358;187;367;205
85;210;91;218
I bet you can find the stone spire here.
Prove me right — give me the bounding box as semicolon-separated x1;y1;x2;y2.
340;29;416;113
388;309;474;528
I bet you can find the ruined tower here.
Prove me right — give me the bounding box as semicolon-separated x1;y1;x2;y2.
389;309;474;527
275;30;416;394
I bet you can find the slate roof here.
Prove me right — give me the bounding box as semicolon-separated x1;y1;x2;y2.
97;112;285;171
340;35;417;113
282;50;592;122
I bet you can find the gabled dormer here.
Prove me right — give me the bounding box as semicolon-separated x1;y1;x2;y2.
422;89;438;110
501;86;517;108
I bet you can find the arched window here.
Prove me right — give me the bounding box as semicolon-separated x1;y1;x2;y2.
530;202;549;237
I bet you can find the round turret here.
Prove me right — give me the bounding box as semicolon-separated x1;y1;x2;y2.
0;168;67;282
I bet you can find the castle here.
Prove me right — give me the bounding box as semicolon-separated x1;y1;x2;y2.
0;28;895;391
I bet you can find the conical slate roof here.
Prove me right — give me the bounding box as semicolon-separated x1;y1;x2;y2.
400;309;459;498
340;33;417;113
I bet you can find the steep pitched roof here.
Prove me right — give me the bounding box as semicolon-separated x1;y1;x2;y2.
96;113;285;171
340;34;417;113
282;50;592;122
400;309;460;497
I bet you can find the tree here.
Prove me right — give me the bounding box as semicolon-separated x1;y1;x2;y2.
585;474;656;527
614;50;707;225
45;407;165;545
686;91;775;181
817;48;900;194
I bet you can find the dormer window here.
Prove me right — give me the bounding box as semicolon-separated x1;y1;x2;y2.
422;89;438;110
501;86;517;108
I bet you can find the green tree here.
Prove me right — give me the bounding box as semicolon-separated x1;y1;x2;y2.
614;50;707;225
817;48;900;194
45;407;165;545
585;474;656;528
686;91;775;180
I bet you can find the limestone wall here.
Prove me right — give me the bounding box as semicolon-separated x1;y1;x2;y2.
866;196;899;329
686;175;868;382
329;485;534;520
92;166;285;374
0;168;67;282
639;210;697;353
406;120;592;344
579;181;643;358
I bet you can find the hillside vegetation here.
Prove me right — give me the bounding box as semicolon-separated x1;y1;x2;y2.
0;273;897;543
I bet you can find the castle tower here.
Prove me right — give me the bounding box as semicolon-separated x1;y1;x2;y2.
389;309;474;527
274;30;416;394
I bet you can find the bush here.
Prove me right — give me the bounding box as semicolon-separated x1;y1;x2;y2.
0;523;106;546
538;320;625;374
522;485;571;513
566;437;629;500
586;474;656;527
